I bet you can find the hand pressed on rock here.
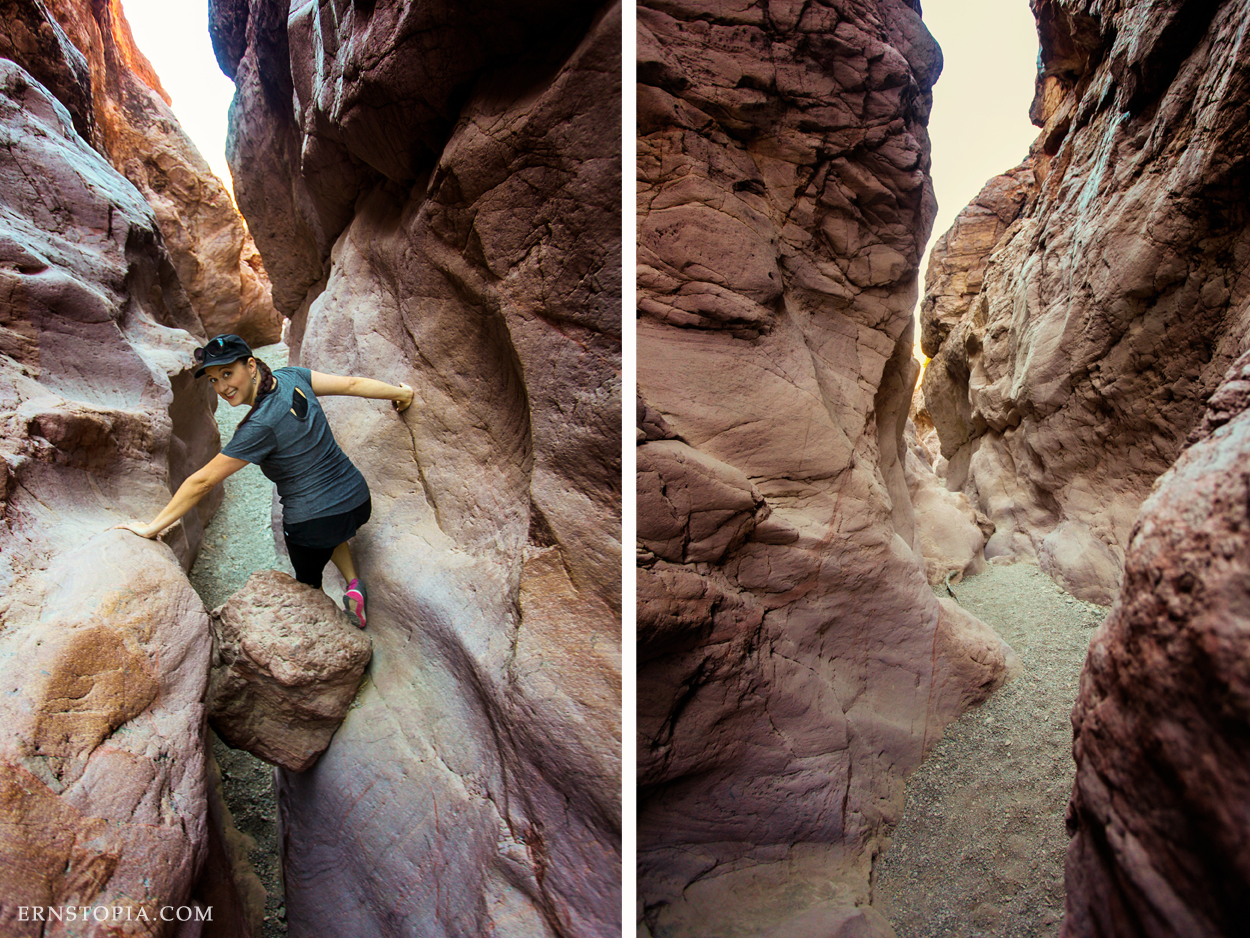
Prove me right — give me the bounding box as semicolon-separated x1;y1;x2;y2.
394;383;414;413
112;520;159;538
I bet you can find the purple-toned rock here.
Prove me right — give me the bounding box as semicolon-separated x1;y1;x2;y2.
29;0;285;346
921;0;1250;604
0;536;214;934
636;0;1016;933
215;0;622;933
0;53;244;932
208;570;372;772
1064;349;1250;936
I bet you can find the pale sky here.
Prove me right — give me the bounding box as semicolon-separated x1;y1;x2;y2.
921;0;1040;275
121;0;237;189
117;0;1039;297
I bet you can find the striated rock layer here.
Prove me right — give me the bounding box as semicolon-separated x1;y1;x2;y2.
636;1;1015;934
0;54;235;932
1064;348;1250;936
921;0;1250;603
214;0;623;934
0;0;284;345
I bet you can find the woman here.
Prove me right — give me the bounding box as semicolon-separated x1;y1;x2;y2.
115;334;413;629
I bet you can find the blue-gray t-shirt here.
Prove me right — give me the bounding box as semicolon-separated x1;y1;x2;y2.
222;367;369;524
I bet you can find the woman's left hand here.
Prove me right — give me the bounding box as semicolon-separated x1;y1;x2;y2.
394;383;414;413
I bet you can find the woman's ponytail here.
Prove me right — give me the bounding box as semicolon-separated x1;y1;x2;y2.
238;357;276;426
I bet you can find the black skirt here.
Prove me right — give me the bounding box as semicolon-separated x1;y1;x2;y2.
282;496;372;549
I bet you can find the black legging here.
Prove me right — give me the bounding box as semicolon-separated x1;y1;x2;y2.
283;496;372;588
285;541;340;588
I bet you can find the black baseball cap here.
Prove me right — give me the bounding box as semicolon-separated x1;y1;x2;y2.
194;334;253;378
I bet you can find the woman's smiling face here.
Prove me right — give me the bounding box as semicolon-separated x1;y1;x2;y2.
204;358;257;407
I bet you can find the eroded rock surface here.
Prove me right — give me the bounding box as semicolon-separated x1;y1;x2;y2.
921;0;1250;603
636;1;1014;933
215;0;622;934
208;570;372;772
1064;349;1250;937
14;0;284;345
0;55;233;931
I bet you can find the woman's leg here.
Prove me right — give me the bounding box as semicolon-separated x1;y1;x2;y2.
286;540;336;589
330;542;356;583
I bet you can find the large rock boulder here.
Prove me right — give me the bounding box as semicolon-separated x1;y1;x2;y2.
636;1;1015;933
215;0;622;934
921;0;1250;603
208;570;372;772
1064;348;1250;936
0;537;216;935
0;52;232;930
13;0;284;346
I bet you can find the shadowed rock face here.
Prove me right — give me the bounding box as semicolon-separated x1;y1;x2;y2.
215;0;622;934
921;0;1250;604
1;0;285;346
636;1;1016;933
1064;348;1250;937
0;56;230;930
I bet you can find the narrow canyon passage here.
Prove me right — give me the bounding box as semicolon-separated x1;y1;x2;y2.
188;343;290;938
874;563;1108;937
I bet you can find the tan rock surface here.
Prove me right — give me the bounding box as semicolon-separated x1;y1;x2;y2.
0;55;245;932
217;0;622;933
636;0;1015;933
921;0;1250;604
1064;348;1250;936
29;0;284;345
208;570;372;772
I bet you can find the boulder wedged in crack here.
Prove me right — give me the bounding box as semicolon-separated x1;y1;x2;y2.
215;0;623;933
208;570;373;773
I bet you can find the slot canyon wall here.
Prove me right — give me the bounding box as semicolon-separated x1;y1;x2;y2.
919;0;1250;932
0;14;246;933
921;0;1250;605
212;0;623;935
0;0;283;345
636;1;1015;934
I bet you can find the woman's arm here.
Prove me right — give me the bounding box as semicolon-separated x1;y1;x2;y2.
113;453;248;538
310;372;414;412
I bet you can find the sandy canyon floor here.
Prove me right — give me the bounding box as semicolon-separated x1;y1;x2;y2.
875;561;1109;937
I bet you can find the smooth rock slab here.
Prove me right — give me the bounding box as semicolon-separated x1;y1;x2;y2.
208;570;372;772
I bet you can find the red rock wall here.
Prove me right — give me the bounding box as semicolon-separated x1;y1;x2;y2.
1064;349;1250;936
214;0;622;934
921;0;1250;603
636;1;1015;933
32;0;284;346
0;50;232;931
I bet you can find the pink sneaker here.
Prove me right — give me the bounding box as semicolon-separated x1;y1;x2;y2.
344;578;367;629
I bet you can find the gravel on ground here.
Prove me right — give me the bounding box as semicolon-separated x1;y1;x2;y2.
187;343;291;938
873;560;1110;938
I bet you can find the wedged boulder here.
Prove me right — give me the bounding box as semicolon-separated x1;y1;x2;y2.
207;570;372;773
906;420;993;586
1064;349;1250;936
921;0;1250;603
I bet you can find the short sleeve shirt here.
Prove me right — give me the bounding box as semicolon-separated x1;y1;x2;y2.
222;367;369;524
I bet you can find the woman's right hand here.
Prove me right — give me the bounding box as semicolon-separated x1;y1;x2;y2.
394;383;414;413
112;520;159;539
